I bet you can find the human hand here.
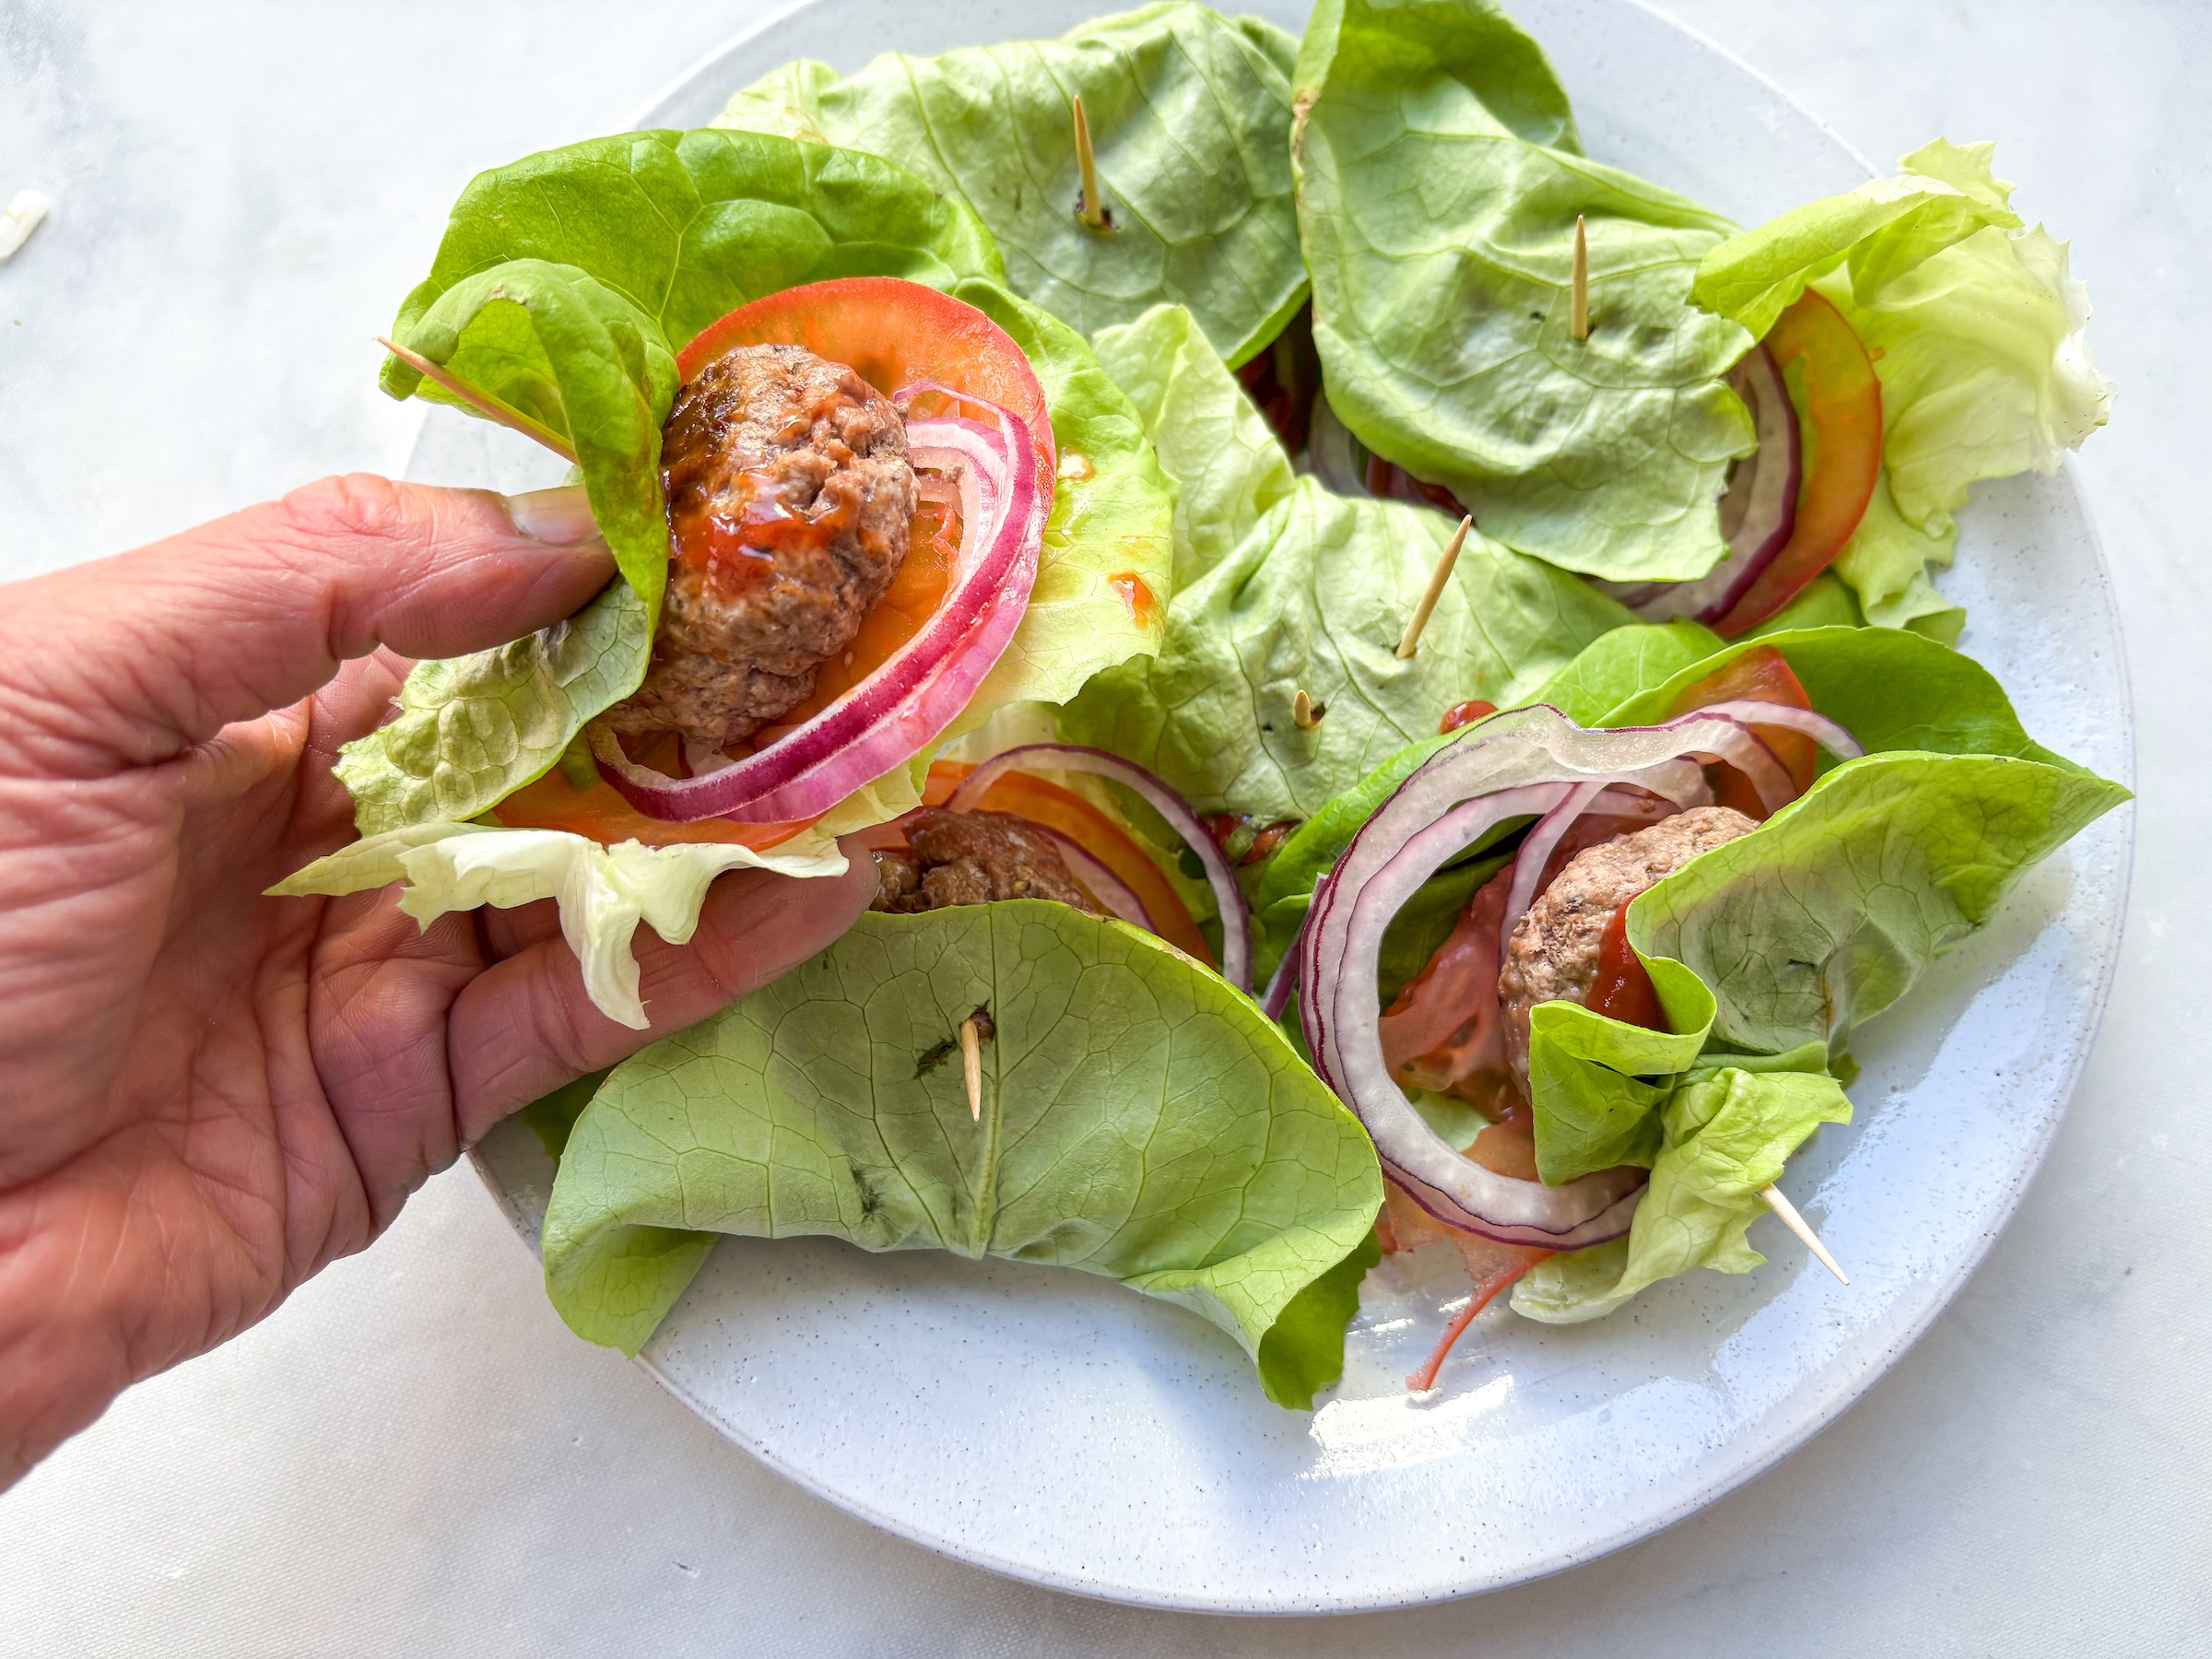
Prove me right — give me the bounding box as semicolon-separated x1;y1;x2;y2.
0;477;877;1486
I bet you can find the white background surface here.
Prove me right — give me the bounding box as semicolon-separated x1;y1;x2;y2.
0;1;2204;1653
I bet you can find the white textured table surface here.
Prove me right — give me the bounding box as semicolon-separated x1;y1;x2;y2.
2;1;2205;1652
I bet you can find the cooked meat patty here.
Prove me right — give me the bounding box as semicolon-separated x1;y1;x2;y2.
870;809;1094;913
1498;806;1757;1088
604;343;918;748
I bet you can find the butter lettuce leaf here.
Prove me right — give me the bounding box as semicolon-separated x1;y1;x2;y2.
1063;302;1630;824
1291;0;1755;582
538;903;1384;1406
270;819;845;1030
947;279;1174;727
337;580;651;837
714;3;1307;366
1597;623;2070;764
382;126;1005;386
1629;750;2127;1065
1525;953;1714;1182
1090;302;1297;590
1525;618;1723;725
1830;469;1963;643
1513;1049;1852;1323
389;262;679;618
1693;138;2021;340
1251;620;2121;1318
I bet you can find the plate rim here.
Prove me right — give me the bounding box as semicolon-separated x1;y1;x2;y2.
454;0;2138;1612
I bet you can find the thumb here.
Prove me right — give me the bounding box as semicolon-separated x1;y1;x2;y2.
0;475;620;775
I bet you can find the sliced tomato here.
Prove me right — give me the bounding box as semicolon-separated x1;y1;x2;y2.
1708;288;1883;639
912;761;1213;966
1665;643;1818;818
493;765;814;852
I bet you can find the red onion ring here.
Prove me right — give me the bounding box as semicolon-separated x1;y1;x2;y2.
1259;905;1309;1022
591;400;1048;824
1686;699;1865;761
1037;828;1156;933
950;744;1253;991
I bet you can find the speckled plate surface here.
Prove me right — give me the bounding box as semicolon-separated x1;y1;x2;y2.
440;0;2135;1613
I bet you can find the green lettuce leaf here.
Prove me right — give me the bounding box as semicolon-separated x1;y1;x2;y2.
1743;571;1865;637
1814;218;2112;532
1525;618;1723;725
391;263;679;618
538;903;1384;1406
1692;137;2021;339
1696;140;2112;548
336;581;651;837
270;820;845;1030
1525;953;1713;1182
382;127;1005;385
1090;303;1297;590
1290;0;1756;582
1628;749;2126;1065
1597;623;2072;765
945;278;1174;728
714;3;1307;366
1830;469;1963;643
1512;1047;1851;1323
1062;303;1630;825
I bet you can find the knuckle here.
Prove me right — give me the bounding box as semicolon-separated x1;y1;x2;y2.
272;474;416;552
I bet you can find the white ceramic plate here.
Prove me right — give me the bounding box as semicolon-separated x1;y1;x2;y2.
429;0;2135;1613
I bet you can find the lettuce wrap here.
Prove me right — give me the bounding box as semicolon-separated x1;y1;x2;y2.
529;902;1384;1408
276;129;1175;1025
1695;139;2112;643
1290;0;1755;583
1251;622;2125;1321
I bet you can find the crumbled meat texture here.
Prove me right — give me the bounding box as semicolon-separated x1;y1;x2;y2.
604;343;917;747
873;848;921;910
869;810;1094;914
1498;806;1757;1089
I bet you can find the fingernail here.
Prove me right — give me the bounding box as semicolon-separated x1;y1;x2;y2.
503;485;603;545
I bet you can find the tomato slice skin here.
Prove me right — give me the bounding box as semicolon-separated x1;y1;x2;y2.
676;276;1053;490
1708;288;1882;639
914;761;1214;966
1665;643;1818;818
494;766;813;851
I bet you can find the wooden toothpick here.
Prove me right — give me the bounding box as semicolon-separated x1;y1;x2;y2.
1073;94;1107;229
1395;515;1473;660
377;336;577;464
1292;689;1325;730
1571;215;1590;342
959;1016;984;1122
1761;1183;1849;1285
